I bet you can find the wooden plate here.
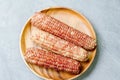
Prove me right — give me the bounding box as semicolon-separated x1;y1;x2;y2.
20;7;96;80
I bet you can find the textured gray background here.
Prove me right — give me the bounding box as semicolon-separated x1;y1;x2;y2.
0;0;120;80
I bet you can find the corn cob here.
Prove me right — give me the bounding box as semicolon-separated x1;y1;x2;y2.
31;27;88;61
31;12;96;50
25;48;81;74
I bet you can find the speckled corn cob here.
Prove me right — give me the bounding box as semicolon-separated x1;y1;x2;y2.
25;48;81;74
31;27;88;61
31;12;96;50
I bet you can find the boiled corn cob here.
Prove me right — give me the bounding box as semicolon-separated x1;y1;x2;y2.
31;12;96;50
25;48;81;74
31;27;88;61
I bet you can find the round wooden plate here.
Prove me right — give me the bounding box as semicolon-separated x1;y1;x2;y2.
20;7;96;80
